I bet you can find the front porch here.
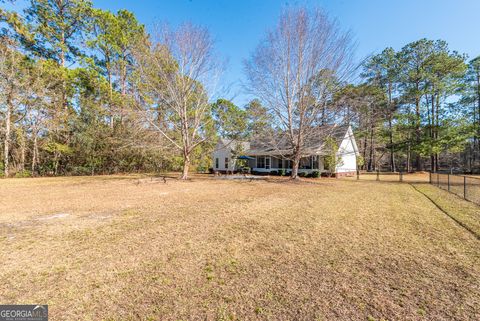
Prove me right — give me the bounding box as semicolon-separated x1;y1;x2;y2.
246;155;327;174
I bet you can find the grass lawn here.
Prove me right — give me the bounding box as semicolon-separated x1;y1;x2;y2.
0;175;479;320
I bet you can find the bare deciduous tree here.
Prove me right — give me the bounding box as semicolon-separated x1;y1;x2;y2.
133;23;222;179
245;7;355;178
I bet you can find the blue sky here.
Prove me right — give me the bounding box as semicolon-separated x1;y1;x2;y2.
9;0;479;105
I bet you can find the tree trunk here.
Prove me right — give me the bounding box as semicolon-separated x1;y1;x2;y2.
432;95;435;172
108;69;114;129
388;84;395;172
119;53;127;125
475;71;480;168
32;134;38;176
291;156;300;179
407;140;411;173
53;151;59;176
435;94;440;172
180;152;190;180
362;135;368;171
3;98;11;177
368;127;375;171
414;89;422;171
473;103;477;166
60;30;69;110
388;117;395;172
20;132;25;172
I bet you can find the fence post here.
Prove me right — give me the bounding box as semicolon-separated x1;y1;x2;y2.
429;171;432;184
356;170;359;180
447;174;450;192
376;170;379;181
399;171;403;182
437;173;440;187
464;176;467;200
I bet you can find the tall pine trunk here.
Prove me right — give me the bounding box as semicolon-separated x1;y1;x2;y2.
368;126;375;171
362;135;368;171
108;66;114;129
32;134;39;176
19;130;25;172
388;85;395;172
388;118;395;172
435;94;440;172
476;72;480;167
3;96;11;177
414;92;423;171
427;95;436;172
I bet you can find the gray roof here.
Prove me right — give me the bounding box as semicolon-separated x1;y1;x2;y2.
246;125;350;156
219;125;352;157
217;139;250;151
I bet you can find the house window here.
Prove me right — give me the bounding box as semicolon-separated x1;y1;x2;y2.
299;157;311;169
225;157;229;169
285;160;292;169
277;158;283;169
265;157;271;170
257;156;265;168
215;158;219;169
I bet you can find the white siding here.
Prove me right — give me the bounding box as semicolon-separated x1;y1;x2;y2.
336;127;357;173
211;141;234;171
212;127;358;175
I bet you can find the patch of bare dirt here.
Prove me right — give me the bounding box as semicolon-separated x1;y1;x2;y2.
0;176;478;320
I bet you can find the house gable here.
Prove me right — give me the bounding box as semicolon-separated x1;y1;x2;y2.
212;140;232;171
336;126;358;173
212;139;250;171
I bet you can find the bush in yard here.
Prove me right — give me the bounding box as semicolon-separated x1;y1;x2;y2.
279;169;286;176
324;137;343;177
311;171;320;178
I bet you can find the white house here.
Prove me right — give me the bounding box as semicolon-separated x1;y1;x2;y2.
212;125;359;176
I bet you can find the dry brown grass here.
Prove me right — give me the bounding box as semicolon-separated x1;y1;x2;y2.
345;172;431;183
412;183;480;238
0;175;479;320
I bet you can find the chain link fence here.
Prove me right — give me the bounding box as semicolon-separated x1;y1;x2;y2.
351;170;480;205
429;172;480;205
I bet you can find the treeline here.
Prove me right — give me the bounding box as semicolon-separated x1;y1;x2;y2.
0;0;248;179
1;2;479;179
341;40;480;173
